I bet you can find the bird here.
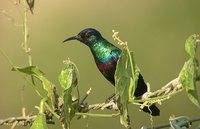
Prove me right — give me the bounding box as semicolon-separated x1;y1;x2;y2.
63;28;160;116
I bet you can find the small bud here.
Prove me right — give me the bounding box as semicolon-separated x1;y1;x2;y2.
26;0;35;14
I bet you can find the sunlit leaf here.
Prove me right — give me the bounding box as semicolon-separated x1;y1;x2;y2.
30;113;48;129
179;59;200;108
58;59;78;128
115;46;139;128
62;90;75;127
179;34;200;108
116;76;131;127
12;66;45;78
12;66;55;108
115;48;138;99
185;34;197;58
40;76;56;107
58;60;78;90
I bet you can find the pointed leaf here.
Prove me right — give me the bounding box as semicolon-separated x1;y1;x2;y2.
40;77;56;107
59;60;78;90
62;90;75;128
12;66;45;78
115;46;139;128
185;34;197;58
115;48;138;99
179;34;200;108
58;59;78;128
179;59;200;108
116;76;131;127
13;66;55;108
130;51;140;96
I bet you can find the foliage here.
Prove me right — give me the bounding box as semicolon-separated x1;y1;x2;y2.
1;32;200;129
14;33;200;129
114;30;140;128
179;34;200;108
58;59;78;129
0;1;200;129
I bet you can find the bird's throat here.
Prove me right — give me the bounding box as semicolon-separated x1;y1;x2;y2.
90;41;114;64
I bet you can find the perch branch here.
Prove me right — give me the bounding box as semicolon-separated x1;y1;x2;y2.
76;76;184;116
78;77;184;112
0;115;55;126
130;77;183;106
0;116;36;126
0;77;184;127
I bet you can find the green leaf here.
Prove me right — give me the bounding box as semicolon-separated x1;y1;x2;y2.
115;48;139;99
114;46;139;128
130;51;141;96
185;34;197;58
30;113;48;129
62;90;75;128
12;66;45;78
179;59;200;108
58;60;78;90
13;66;55;108
116;76;131;127
40;77;56;107
58;59;78;128
179;34;200;108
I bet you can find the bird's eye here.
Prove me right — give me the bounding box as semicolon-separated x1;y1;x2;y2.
85;32;91;38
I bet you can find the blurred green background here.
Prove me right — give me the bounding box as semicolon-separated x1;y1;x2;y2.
0;0;200;129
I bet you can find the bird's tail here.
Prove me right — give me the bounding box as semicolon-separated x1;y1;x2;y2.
142;104;160;116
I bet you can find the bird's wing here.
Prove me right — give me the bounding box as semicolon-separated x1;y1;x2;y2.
110;47;121;62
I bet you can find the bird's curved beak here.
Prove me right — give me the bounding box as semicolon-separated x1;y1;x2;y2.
63;35;82;43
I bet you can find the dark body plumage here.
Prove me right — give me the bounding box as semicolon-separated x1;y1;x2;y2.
63;28;160;116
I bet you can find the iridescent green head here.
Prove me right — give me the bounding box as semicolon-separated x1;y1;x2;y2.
63;28;103;47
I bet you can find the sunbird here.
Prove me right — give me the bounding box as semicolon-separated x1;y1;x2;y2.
63;28;160;116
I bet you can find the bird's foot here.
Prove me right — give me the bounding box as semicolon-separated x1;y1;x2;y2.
105;93;116;103
104;93;119;110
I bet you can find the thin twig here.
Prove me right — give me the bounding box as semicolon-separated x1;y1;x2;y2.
80;88;92;104
0;115;55;126
75;112;120;118
130;77;183;105
22;0;35;86
0;116;36;126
